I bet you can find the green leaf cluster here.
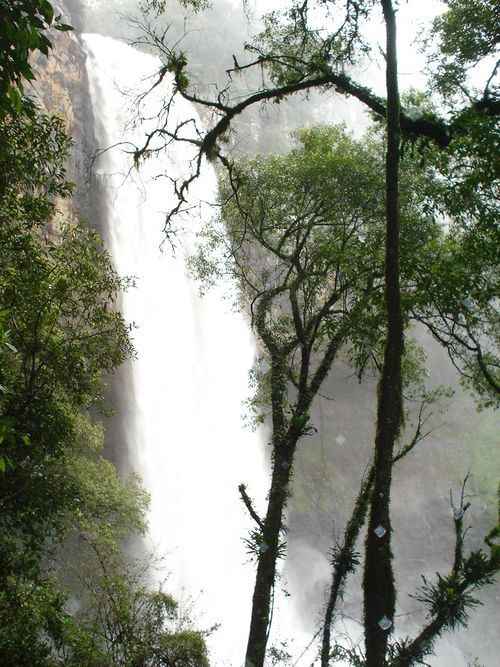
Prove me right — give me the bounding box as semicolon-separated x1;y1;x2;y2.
191;124;448;406
252;1;374;87
0;0;73;116
426;0;499;98
401;108;499;407
56;544;210;666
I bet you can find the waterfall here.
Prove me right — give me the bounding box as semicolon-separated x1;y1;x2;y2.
83;34;269;665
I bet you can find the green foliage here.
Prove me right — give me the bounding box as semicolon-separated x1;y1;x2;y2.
142;0;211;14
252;1;374;87
403;108;499;407
192;124;388;368
415;569;483;631
267;643;292;665
0;106;132;567
373;89;499;406
0;0;72;116
0;312;30;473
60;544;210;666
0;111;73;214
0;398;208;665
64;415;150;542
0;576;69;666
0;218;133;538
166;51;190;93
1;223;133;399
192;123;452;407
426;0;499;98
0;99;139;664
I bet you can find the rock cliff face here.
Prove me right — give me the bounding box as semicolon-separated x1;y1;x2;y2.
30;2;98;237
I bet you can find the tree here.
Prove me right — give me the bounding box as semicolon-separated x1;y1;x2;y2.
0;105;132;663
0;407;210;666
0;93;129;557
0;412;146;665
192;123;391;665
362;3;403;662
190;118;499;664
130;1;498;664
132;0;498;398
59;536;210;666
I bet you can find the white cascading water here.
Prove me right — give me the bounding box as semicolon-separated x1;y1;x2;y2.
82;35;271;665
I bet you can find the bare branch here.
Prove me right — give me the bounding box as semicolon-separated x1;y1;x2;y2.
239;483;264;531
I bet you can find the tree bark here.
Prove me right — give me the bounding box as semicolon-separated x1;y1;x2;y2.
321;469;374;666
244;432;295;667
245;301;344;664
363;1;404;665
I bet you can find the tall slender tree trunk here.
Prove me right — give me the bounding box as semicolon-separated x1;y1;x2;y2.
244;439;295;667
363;1;404;665
244;300;344;665
245;340;299;667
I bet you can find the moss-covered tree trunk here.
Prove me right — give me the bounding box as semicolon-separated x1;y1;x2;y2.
244;430;296;666
244;342;308;666
321;469;374;666
245;292;341;665
363;1;404;664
